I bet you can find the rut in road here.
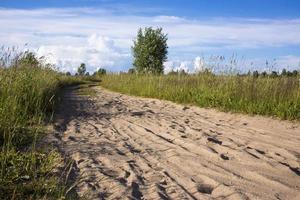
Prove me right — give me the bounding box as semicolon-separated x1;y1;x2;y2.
52;85;300;200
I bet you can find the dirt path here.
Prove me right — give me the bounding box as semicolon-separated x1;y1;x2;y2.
52;85;300;200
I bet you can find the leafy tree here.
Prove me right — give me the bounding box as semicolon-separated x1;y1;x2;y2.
132;27;168;74
287;71;293;76
178;69;187;75
281;68;287;76
66;72;71;76
97;68;106;75
167;69;187;76
253;70;259;78
77;63;86;75
292;70;298;76
261;71;267;77
270;71;278;78
128;68;136;74
85;72;90;76
167;70;178;75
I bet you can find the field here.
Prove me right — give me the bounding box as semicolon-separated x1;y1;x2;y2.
101;74;300;120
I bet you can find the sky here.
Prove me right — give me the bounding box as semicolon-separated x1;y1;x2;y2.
1;0;300;73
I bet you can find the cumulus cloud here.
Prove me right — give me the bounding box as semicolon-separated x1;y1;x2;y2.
163;60;192;73
36;34;130;73
276;55;300;70
174;62;190;73
194;56;206;72
163;61;174;74
0;7;300;72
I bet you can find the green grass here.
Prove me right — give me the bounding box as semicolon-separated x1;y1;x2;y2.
0;55;85;199
101;74;300;120
76;83;99;97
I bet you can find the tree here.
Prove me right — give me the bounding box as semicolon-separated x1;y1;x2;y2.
128;68;136;74
77;63;86;75
66;71;71;76
287;71;293;76
261;71;267;77
292;70;298;76
253;70;259;78
270;71;278;78
97;68;106;75
132;27;168;74
281;68;287;76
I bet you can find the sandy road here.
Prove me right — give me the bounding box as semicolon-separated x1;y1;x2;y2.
52;85;300;200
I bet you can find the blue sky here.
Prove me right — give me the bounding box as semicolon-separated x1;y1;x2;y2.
1;0;300;73
2;0;300;18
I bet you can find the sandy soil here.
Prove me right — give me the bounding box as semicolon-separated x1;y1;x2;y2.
51;85;300;200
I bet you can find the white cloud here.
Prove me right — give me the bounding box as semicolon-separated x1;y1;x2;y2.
163;60;192;73
174;61;190;73
163;61;174;74
0;7;300;72
275;55;300;70
194;56;205;72
36;34;130;73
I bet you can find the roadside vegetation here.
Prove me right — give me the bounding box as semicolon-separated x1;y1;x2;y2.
101;73;300;120
0;48;86;199
101;27;300;120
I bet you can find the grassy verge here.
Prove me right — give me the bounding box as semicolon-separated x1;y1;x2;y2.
101;74;300;120
0;52;86;199
76;83;99;97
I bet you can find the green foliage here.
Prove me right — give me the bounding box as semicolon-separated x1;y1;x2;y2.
77;63;86;75
101;74;300;120
18;52;40;68
270;71;278;78
253;70;259;78
128;68;136;74
168;69;188;76
132;27;168;74
281;68;287;76
97;68;107;75
0;50;84;199
292;70;298;76
261;71;267;77
0;150;65;200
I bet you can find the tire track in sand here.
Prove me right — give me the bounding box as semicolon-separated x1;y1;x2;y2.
51;85;300;200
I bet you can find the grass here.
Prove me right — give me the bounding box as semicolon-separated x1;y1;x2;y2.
101;73;300;120
0;50;86;199
76;83;99;97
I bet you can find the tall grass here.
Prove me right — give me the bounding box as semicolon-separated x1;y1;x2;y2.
101;74;300;120
0;49;84;199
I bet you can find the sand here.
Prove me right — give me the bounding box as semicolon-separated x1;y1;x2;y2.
51;85;300;200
